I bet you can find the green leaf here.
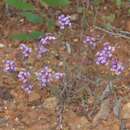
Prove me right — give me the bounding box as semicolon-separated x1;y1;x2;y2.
11;31;44;41
29;31;44;39
11;33;30;41
6;0;35;11
40;0;70;7
21;12;43;24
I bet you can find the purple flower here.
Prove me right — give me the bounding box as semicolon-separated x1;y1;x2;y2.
53;72;64;80
36;34;56;58
37;45;48;58
96;42;115;65
21;82;33;94
4;60;16;72
39;34;56;46
18;71;31;83
83;36;96;48
36;66;64;88
20;44;32;58
110;59;124;75
58;14;71;29
36;66;53;88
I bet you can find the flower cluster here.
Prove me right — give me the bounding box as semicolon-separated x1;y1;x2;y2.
96;42;115;65
18;70;32;93
36;66;53;88
3;59;33;93
83;36;97;48
36;66;64;88
37;45;48;58
20;44;32;58
53;72;64;80
21;82;33;94
95;42;125;75
3;12;125;97
39;34;56;46
37;34;56;58
18;71;31;83
4;60;16;72
58;14;71;29
111;59;124;75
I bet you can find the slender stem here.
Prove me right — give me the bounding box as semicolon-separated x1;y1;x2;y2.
94;25;130;40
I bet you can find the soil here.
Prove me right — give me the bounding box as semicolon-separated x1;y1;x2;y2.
1;0;130;130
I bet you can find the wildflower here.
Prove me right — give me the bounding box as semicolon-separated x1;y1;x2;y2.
53;72;64;80
96;42;115;65
83;36;96;48
36;66;53;88
110;59;124;75
39;34;56;46
36;34;56;58
18;71;31;83
58;14;71;29
37;45;48;58
4;60;16;72
36;66;64;87
20;44;32;58
21;82;33;94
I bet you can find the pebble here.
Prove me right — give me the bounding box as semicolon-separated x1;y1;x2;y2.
0;43;5;48
70;14;79;21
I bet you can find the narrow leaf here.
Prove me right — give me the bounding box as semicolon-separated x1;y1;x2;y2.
11;31;44;41
21;12;43;24
29;31;44;39
11;33;30;41
41;0;70;7
6;0;35;11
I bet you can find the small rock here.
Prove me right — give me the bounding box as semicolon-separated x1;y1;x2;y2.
73;38;79;43
19;18;24;23
70;14;79;21
0;43;5;48
58;61;63;66
121;103;130;119
28;91;40;102
43;97;57;110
